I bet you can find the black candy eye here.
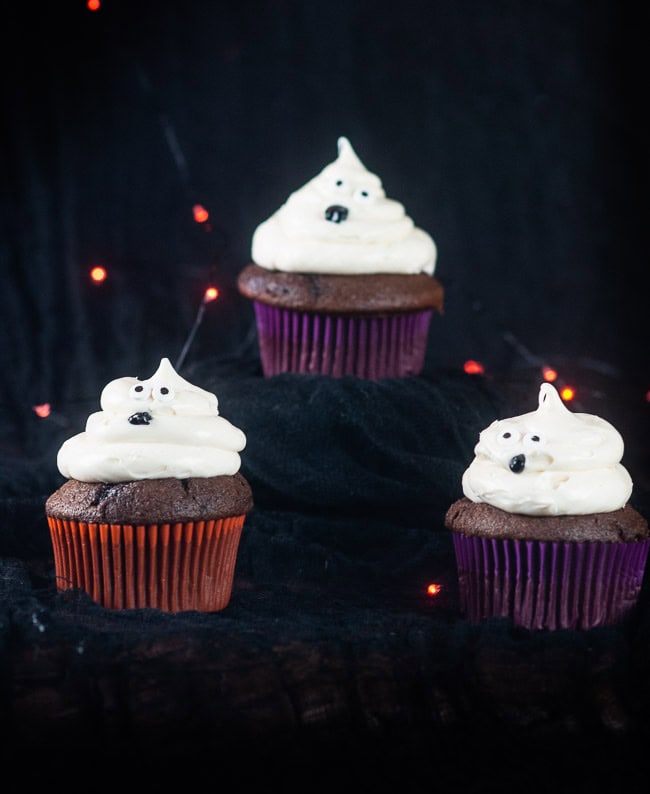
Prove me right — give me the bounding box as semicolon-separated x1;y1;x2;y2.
129;383;150;401
153;384;175;403
354;187;374;202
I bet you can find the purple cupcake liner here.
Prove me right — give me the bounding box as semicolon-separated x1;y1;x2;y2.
452;532;650;630
253;302;432;379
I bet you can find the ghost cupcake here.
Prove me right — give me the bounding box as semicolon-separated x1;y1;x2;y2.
45;357;253;612
444;383;649;630
237;136;444;379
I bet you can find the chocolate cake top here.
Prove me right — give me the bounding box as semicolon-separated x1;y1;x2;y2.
45;474;253;525
445;498;649;543
237;263;444;315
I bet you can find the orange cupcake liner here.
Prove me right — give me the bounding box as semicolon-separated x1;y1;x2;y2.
47;515;246;612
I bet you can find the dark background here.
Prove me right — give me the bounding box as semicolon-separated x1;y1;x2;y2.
3;0;649;437
2;1;650;788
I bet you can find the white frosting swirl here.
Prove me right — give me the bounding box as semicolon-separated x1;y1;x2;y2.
57;358;246;482
462;383;633;516
251;136;437;275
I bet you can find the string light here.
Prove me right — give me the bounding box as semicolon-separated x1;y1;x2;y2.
86;0;101;10
175;285;220;371
426;583;442;596
502;332;578;403
32;404;69;427
463;359;485;375
193;204;209;223
90;265;107;283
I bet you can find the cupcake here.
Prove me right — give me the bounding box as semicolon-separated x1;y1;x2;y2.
45;357;253;612
444;382;649;630
237;136;443;379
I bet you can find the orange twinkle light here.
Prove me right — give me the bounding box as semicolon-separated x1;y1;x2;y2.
542;367;558;382
193;204;209;223
463;359;485;375
90;265;107;283
427;583;442;597
87;0;101;10
33;403;51;418
203;286;219;303
560;386;575;402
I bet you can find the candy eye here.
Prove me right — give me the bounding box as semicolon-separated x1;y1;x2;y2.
332;177;347;193
129;383;150;401
354;187;374;202
496;426;519;446
524;432;542;446
152;384;175;403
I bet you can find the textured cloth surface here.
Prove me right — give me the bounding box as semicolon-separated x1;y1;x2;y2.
2;0;650;785
1;369;650;792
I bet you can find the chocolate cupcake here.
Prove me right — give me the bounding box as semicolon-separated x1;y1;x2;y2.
45;358;253;612
445;383;649;630
237;136;444;379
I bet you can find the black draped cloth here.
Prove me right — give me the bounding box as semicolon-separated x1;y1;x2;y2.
2;364;650;791
3;0;650;789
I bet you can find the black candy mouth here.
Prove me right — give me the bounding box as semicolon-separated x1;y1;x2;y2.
128;411;153;426
509;454;526;473
325;204;348;223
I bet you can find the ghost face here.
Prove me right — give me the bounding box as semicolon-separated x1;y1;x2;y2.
98;357;219;426
280;136;411;239
463;383;631;515
473;383;625;474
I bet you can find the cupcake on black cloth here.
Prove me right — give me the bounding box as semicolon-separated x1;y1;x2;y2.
237;136;444;379
445;382;649;630
45;357;253;612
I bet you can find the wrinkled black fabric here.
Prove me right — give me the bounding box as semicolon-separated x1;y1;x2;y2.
2;369;650;791
2;0;650;787
194;366;500;523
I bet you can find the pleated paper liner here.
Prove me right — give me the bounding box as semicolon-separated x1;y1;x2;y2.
253;302;432;378
452;531;650;631
47;515;246;612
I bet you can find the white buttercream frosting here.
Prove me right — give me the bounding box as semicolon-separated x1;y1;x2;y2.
462;383;633;516
251;136;437;275
57;358;246;482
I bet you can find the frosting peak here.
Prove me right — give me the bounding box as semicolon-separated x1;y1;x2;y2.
57;358;247;482
462;383;632;516
251;136;437;275
333;135;367;171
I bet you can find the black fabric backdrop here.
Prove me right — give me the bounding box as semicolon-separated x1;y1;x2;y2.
2;1;650;790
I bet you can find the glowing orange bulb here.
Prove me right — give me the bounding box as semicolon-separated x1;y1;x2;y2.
90;265;107;283
427;583;442;596
203;286;219;303
33;403;51;418
646;390;650;403
193;204;209;223
87;0;101;10
560;386;575;402
463;359;485;375
542;367;558;382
